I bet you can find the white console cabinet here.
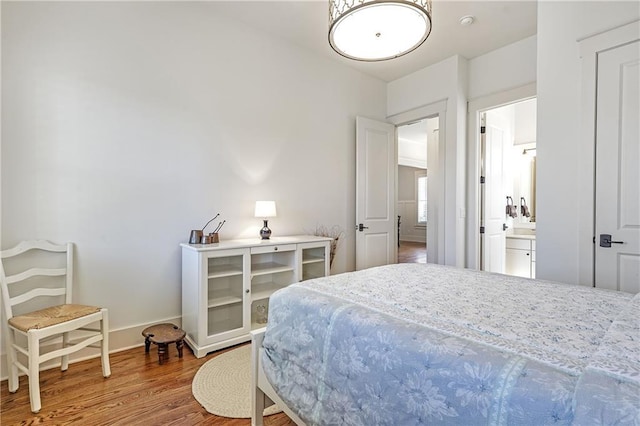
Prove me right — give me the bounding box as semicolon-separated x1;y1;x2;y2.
181;235;331;357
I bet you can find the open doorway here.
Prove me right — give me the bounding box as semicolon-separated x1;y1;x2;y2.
480;98;537;277
397;117;439;264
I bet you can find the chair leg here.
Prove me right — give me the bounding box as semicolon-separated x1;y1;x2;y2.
5;328;19;393
27;332;42;413
61;332;70;371
101;309;111;378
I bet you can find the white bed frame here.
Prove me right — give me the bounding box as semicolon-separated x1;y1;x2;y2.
251;328;306;426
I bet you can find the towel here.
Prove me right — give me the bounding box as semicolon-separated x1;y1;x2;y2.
506;196;518;218
520;197;531;218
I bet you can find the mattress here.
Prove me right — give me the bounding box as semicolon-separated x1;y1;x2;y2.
261;263;639;425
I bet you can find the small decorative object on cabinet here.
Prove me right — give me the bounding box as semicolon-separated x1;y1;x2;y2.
255;304;268;324
181;235;331;357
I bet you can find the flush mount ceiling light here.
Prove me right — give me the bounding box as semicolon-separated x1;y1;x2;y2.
329;0;432;62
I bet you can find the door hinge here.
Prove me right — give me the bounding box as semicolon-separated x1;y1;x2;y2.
480;176;485;184
480;126;486;134
480;226;485;234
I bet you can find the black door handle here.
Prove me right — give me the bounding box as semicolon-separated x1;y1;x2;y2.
357;223;369;232
600;234;624;248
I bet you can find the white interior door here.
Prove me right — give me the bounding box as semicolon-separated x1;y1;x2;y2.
595;40;640;294
356;116;396;270
481;111;508;273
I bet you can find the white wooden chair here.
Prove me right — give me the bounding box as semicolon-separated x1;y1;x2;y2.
0;240;110;413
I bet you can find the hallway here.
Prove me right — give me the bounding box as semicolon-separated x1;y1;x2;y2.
398;241;427;264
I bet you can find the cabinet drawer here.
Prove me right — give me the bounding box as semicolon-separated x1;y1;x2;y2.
506;238;531;250
250;244;296;254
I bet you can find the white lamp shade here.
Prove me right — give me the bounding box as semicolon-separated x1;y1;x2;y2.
255;201;277;218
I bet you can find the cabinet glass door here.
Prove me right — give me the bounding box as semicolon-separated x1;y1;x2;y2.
300;243;329;281
206;253;246;338
250;247;296;328
301;246;327;281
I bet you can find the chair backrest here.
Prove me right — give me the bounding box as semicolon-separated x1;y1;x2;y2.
0;241;73;321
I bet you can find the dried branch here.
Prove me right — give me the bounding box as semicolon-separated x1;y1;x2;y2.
312;225;345;269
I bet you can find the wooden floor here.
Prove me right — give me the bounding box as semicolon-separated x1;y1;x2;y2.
1;344;296;426
2;245;427;425
398;241;426;263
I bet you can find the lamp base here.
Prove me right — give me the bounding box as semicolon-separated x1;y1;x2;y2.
260;220;272;240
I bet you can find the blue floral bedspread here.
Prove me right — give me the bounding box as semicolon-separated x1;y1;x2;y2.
261;264;639;425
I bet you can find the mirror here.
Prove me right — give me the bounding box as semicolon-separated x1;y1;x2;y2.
515;145;536;223
512;98;536;225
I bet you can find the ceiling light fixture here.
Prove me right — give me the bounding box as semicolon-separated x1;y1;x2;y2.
329;0;433;62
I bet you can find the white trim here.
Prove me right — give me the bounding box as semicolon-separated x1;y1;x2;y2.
387;99;447;123
388;100;446;264
398;156;427;169
466;82;537;270
415;171;427;226
578;20;640;55
577;20;640;287
399;236;427;244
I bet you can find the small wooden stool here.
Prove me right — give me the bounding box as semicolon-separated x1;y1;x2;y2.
142;323;186;365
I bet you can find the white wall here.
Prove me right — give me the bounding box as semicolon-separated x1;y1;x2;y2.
513;98;537;145
1;1;386;362
387;55;468;267
536;2;640;285
468;36;537;101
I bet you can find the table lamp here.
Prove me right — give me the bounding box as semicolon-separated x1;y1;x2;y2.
255;201;276;240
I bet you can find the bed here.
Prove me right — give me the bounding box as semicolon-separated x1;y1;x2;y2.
250;263;640;425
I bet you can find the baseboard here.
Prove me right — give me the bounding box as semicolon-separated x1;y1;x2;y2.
0;316;182;382
399;236;427;243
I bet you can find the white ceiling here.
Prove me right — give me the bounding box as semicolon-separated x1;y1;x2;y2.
210;0;537;82
399;119;430;144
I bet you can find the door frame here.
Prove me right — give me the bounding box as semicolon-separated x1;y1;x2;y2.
467;83;537;270
578;20;640;287
388;100;447;264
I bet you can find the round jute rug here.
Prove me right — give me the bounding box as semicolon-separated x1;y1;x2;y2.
192;344;282;418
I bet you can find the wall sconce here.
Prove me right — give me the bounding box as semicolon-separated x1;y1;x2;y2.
254;201;277;240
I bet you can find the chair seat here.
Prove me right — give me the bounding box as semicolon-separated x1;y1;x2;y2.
8;304;101;332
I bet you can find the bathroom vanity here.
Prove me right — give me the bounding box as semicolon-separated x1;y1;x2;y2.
505;233;536;279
